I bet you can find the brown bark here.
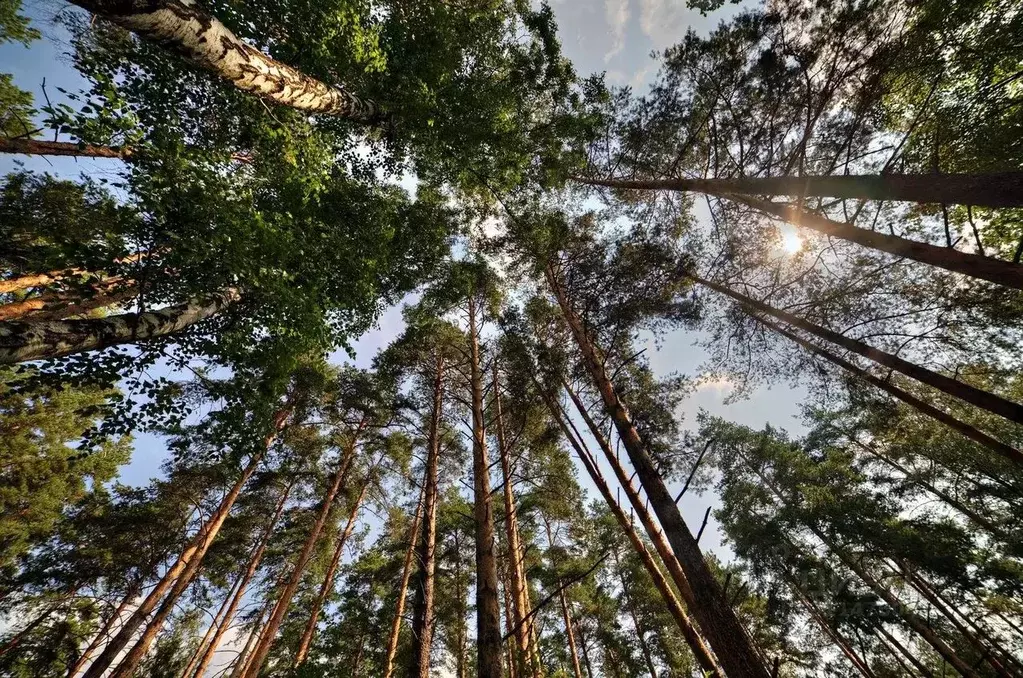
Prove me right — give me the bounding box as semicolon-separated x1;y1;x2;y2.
808;529;978;677
750;314;1023;467
575;621;596;678
0;289;239;364
875;625;934;678
68;581;141;677
852;439;1008;538
408;353;445;678
292;476;370;667
228;596;275;678
382;485;426;678
788;578;878;678
188;480;293;678
503;556;521;678
239;423;364;678
467;293;504;678
540;384;720;677
615;549;658;678
895;563;1018;677
69;0;385;124
559;586;585;678
691;272;1023;428
0;138;132;159
546;263;768;678
494;362;539;677
454;530;469;678
0;283;137;322
83;405;288;678
573;172;1023;209
180;575;241;678
0;251;154;295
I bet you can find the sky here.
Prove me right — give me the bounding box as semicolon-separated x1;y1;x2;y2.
2;0;809;670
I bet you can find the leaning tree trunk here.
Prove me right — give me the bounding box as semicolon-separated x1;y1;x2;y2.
292;476;371;667
466;293;504;678
574;175;1023;289
0;138;132;159
690;272;1023;430
67;578;142;677
187;480;294;678
83;405;288;678
573;172;1023;209
546;264;769;678
541;385;721;678
539;514;585;678
787;577;878;678
228;595;276;678
0;289;239;364
873;624;935;678
614;548;659;678
749;314;1023;466
383;486;427;678
180;573;243;678
409;353;445;678
239;424;364;678
0;283;137;323
70;0;384;123
494;362;540;678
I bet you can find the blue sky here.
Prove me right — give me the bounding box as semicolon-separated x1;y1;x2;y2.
2;0;805;562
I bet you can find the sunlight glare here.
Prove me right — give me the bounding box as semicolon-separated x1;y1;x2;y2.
780;229;802;254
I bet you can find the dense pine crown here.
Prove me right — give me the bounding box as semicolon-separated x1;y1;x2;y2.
1;0;1022;676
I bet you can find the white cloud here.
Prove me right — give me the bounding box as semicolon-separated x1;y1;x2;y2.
604;0;630;62
638;0;690;51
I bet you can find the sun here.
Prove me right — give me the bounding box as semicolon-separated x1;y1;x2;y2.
780;229;803;254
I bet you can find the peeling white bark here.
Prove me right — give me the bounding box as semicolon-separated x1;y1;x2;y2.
0;289;239;363
71;0;384;123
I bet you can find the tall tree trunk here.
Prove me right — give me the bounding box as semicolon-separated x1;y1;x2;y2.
180;573;243;678
68;0;385;123
502;556;521;678
454;531;469;678
874;625;935;678
188;480;294;678
0;284;138;323
807;528;978;677
228;596;276;678
467;293;504;678
690;272;1023;429
382;486;427;678
0;289;239;364
68;579;143;678
293;477;372;668
546;264;768;678
573;173;1023;209
541;384;720;677
239;424;365;678
894;562;1018;677
409;353;445;678
614;549;658;678
0;251;153;295
852;439;1008;538
559;587;585;678
494;362;538;678
575;621;595;678
788;577;878;678
0;138;133;159
750;314;1023;466
83;405;289;678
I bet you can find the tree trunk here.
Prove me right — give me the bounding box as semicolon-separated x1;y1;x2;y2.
494;361;539;678
382;486;426;678
750;314;1023;466
188;480;293;678
546;264;768;678
68;579;142;677
503;556;521;678
0;138;132;159
852;439;1008;539
0;251;153;295
239;424;364;678
82;405;288;678
541;383;720;677
691;272;1023;429
467;293;504;678
228;596;275;678
808;529;978;677
69;0;385;123
0;284;137;323
559;587;585;678
575;621;595;678
454;531;469;678
180;574;243;678
0;289;239;364
895;562;1019;677
788;577;878;678
615;549;658;678
874;625;934;678
409;353;445;678
573;172;1023;209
